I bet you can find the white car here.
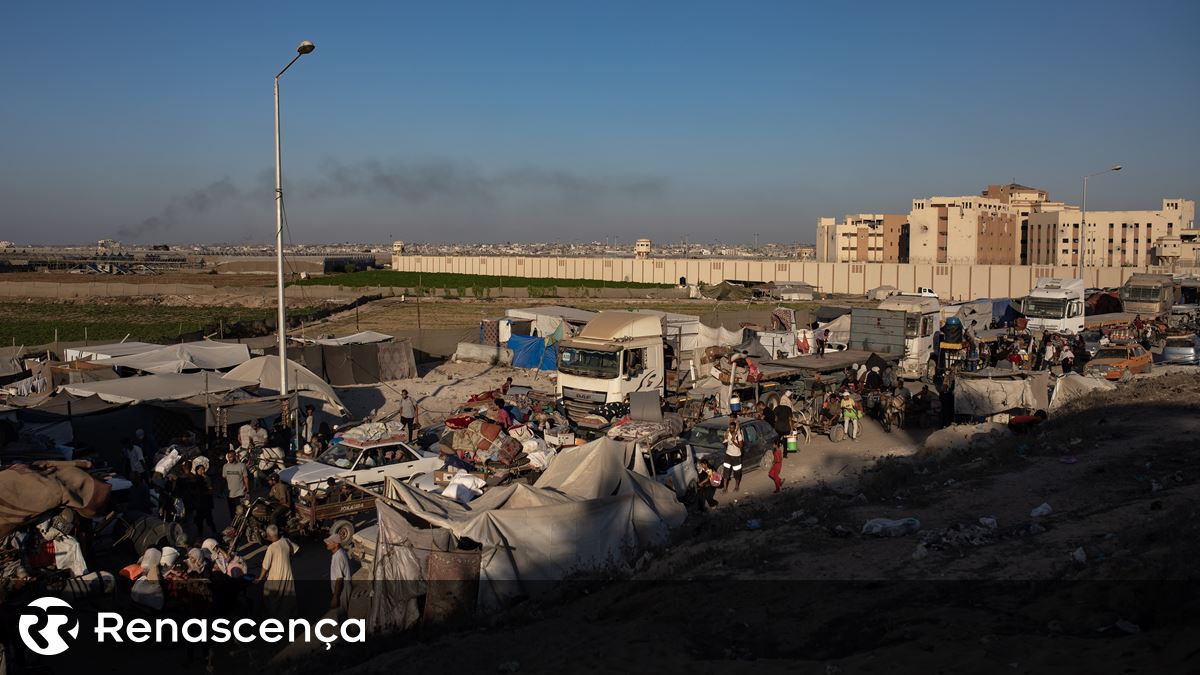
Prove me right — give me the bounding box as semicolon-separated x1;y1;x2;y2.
277;435;442;493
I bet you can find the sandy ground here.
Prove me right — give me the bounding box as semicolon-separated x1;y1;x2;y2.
265;368;1200;674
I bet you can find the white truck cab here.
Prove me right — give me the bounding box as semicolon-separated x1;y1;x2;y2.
557;312;667;420
1021;277;1085;334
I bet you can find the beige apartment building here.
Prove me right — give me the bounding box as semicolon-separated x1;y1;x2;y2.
907;196;1017;265
1027;199;1196;267
980;183;1072;265
815;213;908;263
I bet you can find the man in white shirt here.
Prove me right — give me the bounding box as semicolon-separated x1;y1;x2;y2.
326;534;352;620
123;438;145;478
721;420;744;493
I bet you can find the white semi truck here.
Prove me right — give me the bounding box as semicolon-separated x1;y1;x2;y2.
1020;277;1085;334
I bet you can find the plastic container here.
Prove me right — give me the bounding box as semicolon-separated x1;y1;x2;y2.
729;396;742;413
786;434;799;452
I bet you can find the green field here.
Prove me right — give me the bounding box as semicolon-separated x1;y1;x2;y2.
295;269;672;290
0;302;318;347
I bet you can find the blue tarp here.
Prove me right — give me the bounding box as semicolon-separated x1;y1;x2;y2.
508;333;558;371
991;299;1024;326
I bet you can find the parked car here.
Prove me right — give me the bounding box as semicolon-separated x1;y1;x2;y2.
277;436;442;493
682;416;778;471
1154;334;1200;366
1084;344;1153;381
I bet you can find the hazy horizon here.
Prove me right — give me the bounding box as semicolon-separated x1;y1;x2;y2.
2;2;1197;246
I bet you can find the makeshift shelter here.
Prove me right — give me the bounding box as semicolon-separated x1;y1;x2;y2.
1050;373;1116;411
701;281;754;301
104;341;250;374
370;437;686;625
504;307;595;339
867;285;898;301
991;298;1024;326
954;368;1050;419
818;313;853;345
223;355;347;414
507;334;558;371
1084;291;1123;316
62;342;160;362
58;372;256;405
303;331;394;346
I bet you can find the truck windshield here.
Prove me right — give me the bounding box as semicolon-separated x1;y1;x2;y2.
1120;286;1164;303
1022;297;1067;319
558;347;620;378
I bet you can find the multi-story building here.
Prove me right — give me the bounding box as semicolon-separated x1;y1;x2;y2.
1027;199;1195;267
981;183;1072;265
907;196;1017;265
815;213;908;263
634;238;652;259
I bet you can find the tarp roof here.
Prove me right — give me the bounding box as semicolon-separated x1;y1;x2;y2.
1050;372;1116;411
62;342;160;362
304;331;395;346
105;341;251;374
222;355;347;415
58;372;256;405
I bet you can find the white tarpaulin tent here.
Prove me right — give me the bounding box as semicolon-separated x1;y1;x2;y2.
303;331;394;346
1050;372;1116;411
222;355;347;414
104;341;251;374
63;342;159;362
372;437;685;621
505;306;596;338
59;372;256;404
955;368;1050;417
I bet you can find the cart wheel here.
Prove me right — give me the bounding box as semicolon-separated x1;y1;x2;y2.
329;519;355;545
830;426;846;443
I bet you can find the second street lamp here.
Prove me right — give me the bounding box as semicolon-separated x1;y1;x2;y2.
1079;164;1122;277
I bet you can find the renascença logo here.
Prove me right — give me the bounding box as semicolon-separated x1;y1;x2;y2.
19;597;80;656
16;596;365;654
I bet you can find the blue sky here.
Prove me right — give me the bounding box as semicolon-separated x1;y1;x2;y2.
1;1;1197;245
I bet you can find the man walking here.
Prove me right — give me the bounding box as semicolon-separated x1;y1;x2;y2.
258;525;299;617
767;438;784;493
326;534;352;620
221;450;249;524
399;390;419;442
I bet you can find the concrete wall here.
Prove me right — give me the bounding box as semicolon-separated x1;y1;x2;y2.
392;253;1196;301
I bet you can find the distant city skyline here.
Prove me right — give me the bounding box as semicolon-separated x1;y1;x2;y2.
1;1;1197;245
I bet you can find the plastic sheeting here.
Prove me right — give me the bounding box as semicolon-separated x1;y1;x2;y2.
955;370;1050;417
504;307;595;338
376;437;685;612
1050;373;1116;411
307;331;394;346
508;334;557;370
222;356;347;414
59;372;257;404
105;341;251;374
62;342;160;362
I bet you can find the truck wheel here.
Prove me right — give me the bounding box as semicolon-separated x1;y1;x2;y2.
329;519;355;546
830;426;846;443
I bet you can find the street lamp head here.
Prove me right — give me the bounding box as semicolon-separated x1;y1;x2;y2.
297;40;315;55
1111;165;1122;171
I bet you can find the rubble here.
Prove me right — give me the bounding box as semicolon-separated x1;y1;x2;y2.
1030;503;1053;518
861;517;920;537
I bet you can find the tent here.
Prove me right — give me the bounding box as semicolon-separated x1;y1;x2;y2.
371;437;686;622
303;331;394;346
507;334;557;371
105;341;251;374
867;285;898;301
504;307;595;339
991;299;1024;326
1050;372;1116;411
954;368;1050;418
222;355;347;414
58;372;256;405
818;313;853;345
62;342;160;362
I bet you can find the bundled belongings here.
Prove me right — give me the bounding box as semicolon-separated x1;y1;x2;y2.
0;460;113;539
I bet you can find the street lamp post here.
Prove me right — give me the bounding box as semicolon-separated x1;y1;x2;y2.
1079;164;1121;278
274;40;315;415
